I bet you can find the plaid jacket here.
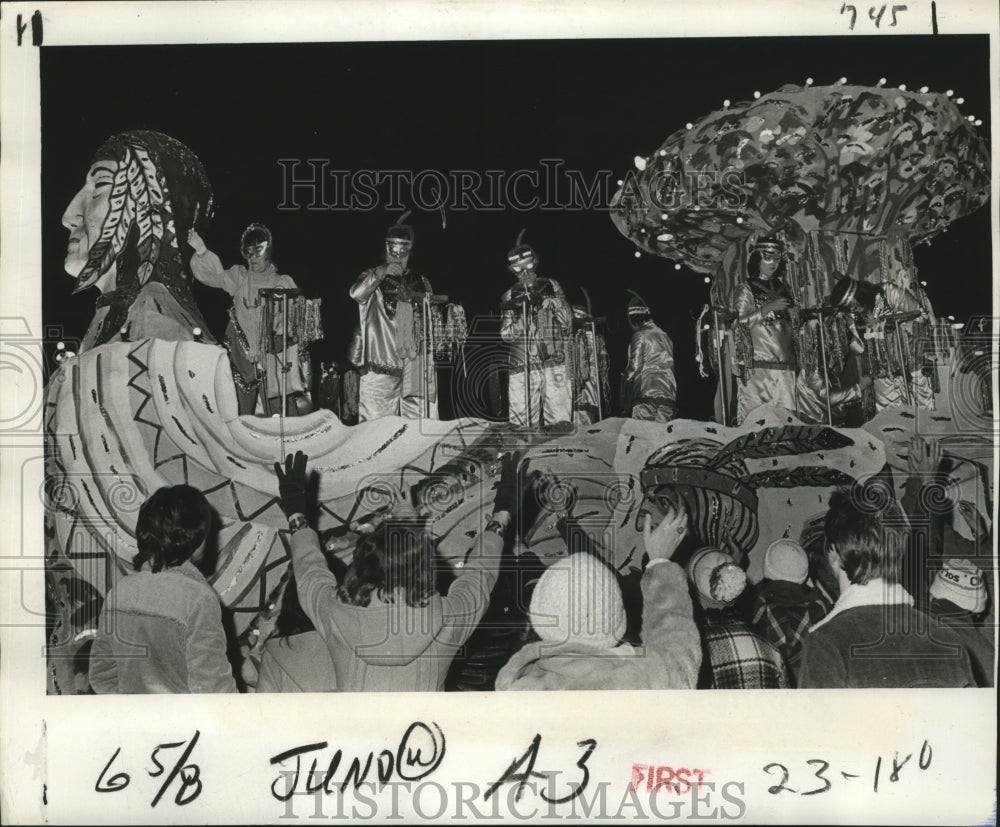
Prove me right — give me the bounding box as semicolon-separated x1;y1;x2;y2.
700;611;789;689
751;580;832;686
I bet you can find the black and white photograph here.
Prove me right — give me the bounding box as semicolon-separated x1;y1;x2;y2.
1;1;997;823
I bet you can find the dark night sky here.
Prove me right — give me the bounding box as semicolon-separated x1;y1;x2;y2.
41;35;993;420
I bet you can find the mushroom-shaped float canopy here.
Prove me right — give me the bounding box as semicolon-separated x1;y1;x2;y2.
610;82;990;274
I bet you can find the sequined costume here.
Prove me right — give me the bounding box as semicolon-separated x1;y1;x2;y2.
351;265;437;421
733;278;801;424
856;282;935;412
73;131;216;352
572;313;610;425
623;321;677;422
190;251;302;414
500;277;573;427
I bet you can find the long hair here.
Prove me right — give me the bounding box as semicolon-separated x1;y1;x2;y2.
132;485;212;573
337;520;437;608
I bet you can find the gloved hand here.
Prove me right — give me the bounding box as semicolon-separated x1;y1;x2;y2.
274;451;310;518
187;229;207;255
493;451;523;518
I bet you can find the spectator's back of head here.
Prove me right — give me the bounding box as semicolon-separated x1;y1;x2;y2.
529;553;626;648
763;539;810;585
687;547;747;609
930;558;988;617
339;519;436;608
133;485;212;572
824;487;902;585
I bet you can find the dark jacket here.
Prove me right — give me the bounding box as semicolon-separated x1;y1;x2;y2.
800;597;976;688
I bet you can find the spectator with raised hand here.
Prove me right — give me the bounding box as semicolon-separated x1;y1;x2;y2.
495;500;701;691
898;433;945;611
274;450;520;692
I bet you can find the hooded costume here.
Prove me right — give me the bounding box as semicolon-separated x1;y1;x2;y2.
499;241;573;428
74;130;215;352
351;220;437;421
495;553;701;691
732;240;801;424
623;296;677;422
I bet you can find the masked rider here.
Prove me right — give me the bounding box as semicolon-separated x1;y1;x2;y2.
350;218;437;421
500;238;573;428
189;223;302;415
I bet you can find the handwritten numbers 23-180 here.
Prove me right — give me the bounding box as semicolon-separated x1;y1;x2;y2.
95;731;203;807
763;740;932;797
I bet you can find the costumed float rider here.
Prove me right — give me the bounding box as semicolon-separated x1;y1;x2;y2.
622;295;677;422
733;239;864;424
500;236;573;428
62;130;216;353
188;223;307;416
732;238;801;424
830;273;936;415
350;216;437;421
570;306;610;425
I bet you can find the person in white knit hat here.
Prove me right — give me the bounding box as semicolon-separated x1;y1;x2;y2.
495;504;700;690
687;547;789;689
928;559;993;687
749;539;832;686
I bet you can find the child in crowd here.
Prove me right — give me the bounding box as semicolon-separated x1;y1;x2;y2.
688;547;789;689
928;559;994;687
750;539;832;686
495;506;700;691
89;485;237;694
274;451;520;692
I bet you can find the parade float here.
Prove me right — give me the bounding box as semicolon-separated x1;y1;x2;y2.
44;79;993;692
